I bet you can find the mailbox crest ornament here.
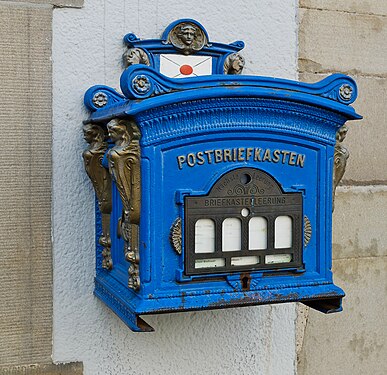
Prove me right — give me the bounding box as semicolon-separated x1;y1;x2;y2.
165;20;209;55
83;19;361;332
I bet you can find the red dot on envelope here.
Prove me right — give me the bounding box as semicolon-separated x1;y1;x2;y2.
180;65;193;75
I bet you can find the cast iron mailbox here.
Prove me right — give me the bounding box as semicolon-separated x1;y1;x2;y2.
82;19;361;332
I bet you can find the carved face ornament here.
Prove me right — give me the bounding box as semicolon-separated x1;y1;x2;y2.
179;25;196;46
337;125;348;142
167;21;207;55
232;54;245;73
83;127;95;143
83;124;104;144
107;120;126;143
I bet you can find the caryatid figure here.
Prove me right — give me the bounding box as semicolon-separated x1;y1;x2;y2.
333;125;349;210
106;119;141;271
82;123;112;269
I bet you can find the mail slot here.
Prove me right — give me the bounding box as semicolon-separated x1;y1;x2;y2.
82;19;361;332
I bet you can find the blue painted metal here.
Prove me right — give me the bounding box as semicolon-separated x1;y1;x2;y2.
122;18;244;76
84;19;361;332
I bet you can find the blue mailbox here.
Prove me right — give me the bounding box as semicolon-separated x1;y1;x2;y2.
83;19;361;332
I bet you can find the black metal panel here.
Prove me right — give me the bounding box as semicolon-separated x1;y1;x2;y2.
185;168;303;276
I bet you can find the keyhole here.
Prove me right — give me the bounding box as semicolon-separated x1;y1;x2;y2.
242;276;249;290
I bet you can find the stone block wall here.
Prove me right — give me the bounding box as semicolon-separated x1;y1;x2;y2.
297;1;387;374
0;1;82;374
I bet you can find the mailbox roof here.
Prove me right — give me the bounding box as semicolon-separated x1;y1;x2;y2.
84;69;361;124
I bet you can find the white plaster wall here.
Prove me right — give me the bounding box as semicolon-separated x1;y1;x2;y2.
52;1;298;374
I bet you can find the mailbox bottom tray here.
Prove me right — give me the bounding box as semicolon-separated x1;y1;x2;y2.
94;276;344;332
